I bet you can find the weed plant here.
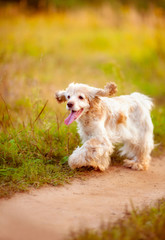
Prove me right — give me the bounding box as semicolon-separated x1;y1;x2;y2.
0;98;82;198
70;199;165;240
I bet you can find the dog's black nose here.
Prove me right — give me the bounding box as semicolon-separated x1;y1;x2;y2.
67;102;74;108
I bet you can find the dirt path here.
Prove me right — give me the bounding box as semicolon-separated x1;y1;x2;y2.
0;155;165;240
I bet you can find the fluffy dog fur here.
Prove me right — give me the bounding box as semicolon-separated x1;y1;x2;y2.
55;82;154;171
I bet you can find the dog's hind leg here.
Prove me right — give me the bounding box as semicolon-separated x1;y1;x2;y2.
122;139;154;170
123;156;151;170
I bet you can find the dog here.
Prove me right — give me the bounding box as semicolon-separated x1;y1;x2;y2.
55;82;154;171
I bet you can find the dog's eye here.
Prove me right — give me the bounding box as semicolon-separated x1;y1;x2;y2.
79;96;84;100
68;95;70;99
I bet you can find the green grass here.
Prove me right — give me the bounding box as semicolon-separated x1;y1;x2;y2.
0;105;81;198
0;6;165;197
70;199;165;240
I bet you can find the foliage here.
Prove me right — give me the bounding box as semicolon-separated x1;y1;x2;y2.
0;103;81;198
1;0;165;11
70;199;165;240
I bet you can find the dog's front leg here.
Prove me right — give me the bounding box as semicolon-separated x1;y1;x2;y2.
68;145;88;170
68;137;113;171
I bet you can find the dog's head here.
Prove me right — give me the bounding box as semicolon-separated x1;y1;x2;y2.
55;82;117;125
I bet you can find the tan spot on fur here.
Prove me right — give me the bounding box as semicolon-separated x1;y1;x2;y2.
86;96;103;120
104;115;111;128
95;82;117;97
104;82;117;96
129;106;135;112
88;138;101;146
79;96;106;130
55;92;66;103
117;112;127;125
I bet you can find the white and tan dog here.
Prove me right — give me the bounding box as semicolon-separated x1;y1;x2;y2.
56;82;154;171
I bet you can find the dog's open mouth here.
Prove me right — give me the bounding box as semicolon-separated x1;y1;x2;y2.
64;109;83;125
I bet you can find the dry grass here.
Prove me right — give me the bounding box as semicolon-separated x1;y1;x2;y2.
70;199;165;240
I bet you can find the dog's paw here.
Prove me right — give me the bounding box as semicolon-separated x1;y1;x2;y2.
68;157;78;169
68;154;87;169
123;159;147;171
91;163;106;171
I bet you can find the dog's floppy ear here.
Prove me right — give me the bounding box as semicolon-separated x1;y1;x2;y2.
55;90;67;103
90;82;117;98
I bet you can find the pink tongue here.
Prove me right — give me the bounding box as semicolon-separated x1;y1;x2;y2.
64;111;77;125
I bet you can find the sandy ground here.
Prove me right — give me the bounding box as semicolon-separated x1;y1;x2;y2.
0;155;165;240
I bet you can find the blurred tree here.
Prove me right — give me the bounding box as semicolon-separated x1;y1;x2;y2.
0;0;49;9
0;0;165;11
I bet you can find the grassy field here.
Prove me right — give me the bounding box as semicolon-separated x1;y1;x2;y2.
0;5;165;198
70;199;165;240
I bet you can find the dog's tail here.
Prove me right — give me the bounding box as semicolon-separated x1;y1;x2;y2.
131;92;154;112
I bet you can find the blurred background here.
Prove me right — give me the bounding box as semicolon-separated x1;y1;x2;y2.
0;0;165;138
0;0;165;197
0;0;165;103
0;0;165;100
